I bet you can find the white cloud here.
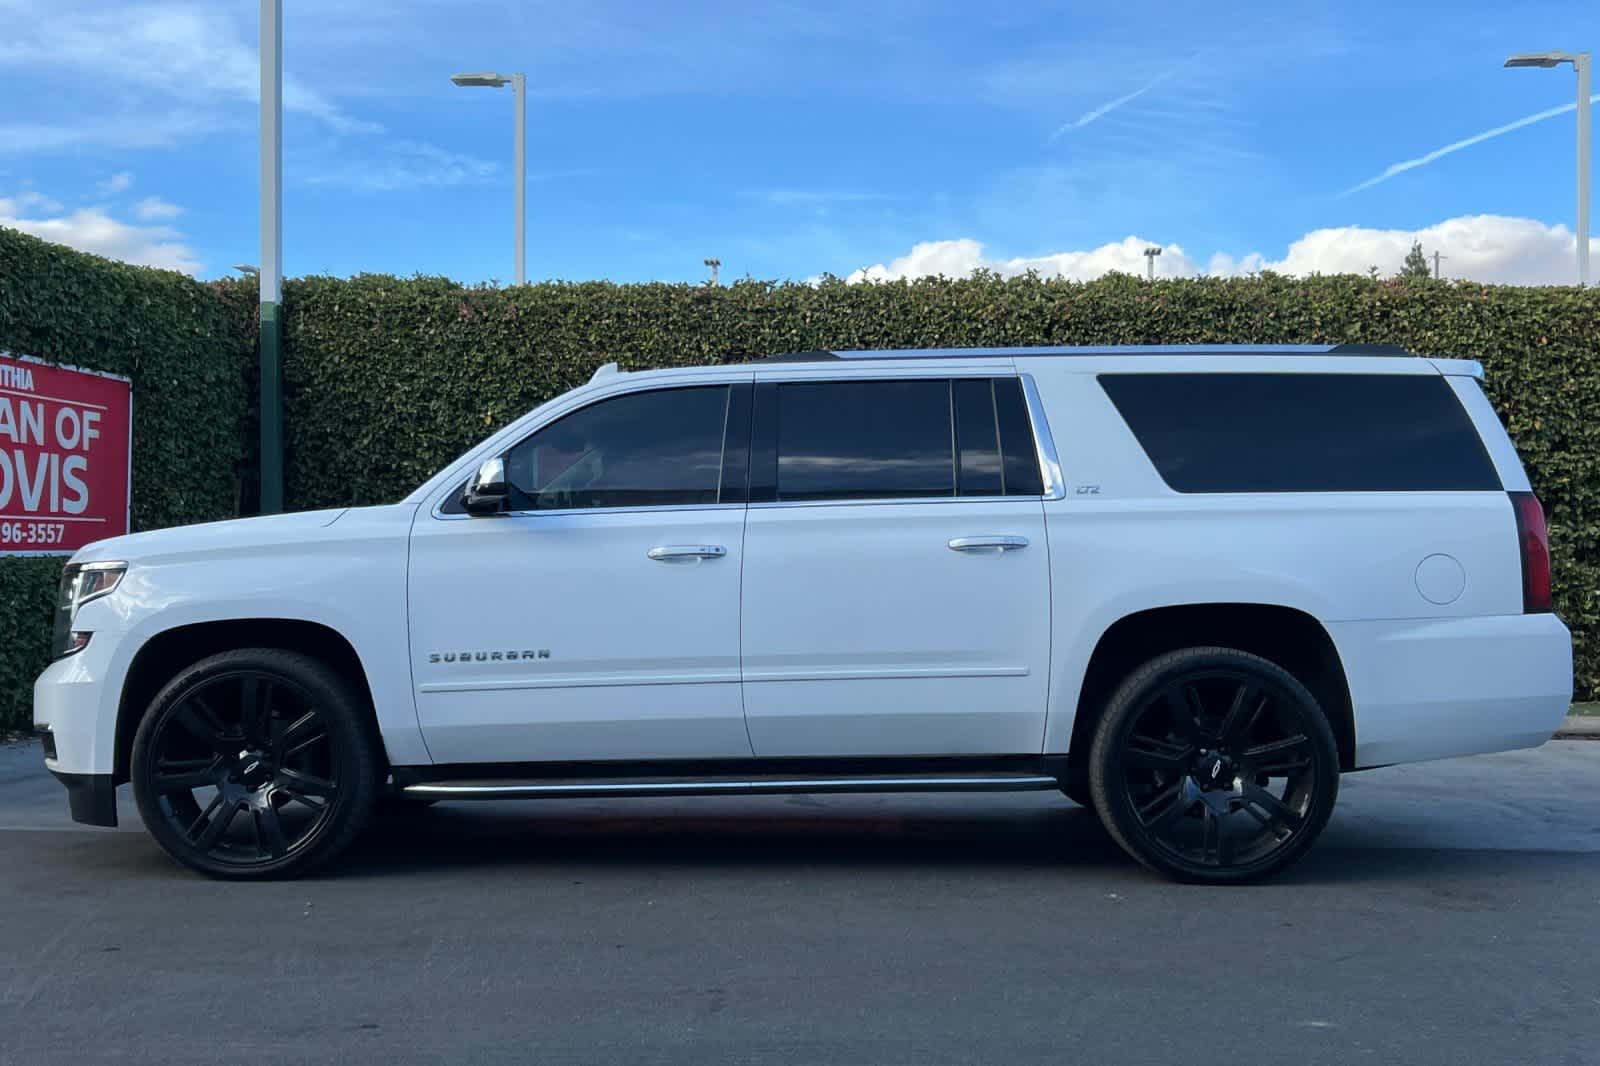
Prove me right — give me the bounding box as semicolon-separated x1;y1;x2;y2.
1047;67;1181;141
301;139;498;192
1343;93;1600;196
1;191;200;273
133;196;182;221
98;172;133;194
0;1;378;142
12;190;62;212
753;189;896;208
846;216;1594;287
0;113;228;156
847;236;1199;283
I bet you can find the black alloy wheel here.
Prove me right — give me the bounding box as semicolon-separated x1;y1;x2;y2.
132;649;378;879
1088;647;1339;884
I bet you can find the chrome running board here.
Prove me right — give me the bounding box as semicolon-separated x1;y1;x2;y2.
403;773;1060;800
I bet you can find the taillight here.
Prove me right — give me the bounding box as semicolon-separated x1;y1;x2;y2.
1509;491;1552;613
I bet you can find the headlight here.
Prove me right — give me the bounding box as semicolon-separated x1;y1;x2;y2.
51;561;126;659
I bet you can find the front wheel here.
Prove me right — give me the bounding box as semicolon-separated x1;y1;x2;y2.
131;648;379;879
1088;647;1339;884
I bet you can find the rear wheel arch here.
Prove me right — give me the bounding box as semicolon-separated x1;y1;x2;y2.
1065;604;1355;791
114;619;383;785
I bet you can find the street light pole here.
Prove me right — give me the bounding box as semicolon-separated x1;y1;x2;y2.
451;71;527;285
1505;51;1592;286
513;73;525;286
259;0;284;513
1143;246;1162;282
1581;54;1592;288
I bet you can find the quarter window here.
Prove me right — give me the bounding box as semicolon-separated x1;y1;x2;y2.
1099;372;1501;493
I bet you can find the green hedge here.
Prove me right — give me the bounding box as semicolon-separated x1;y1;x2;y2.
281;271;1600;698
5;238;1599;732
0;228;253;730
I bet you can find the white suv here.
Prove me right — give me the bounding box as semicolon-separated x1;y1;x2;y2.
33;344;1573;883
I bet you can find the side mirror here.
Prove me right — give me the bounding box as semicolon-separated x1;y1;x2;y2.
462;457;510;516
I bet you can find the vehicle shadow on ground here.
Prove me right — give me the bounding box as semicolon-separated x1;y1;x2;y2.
338;797;1127;875
318;796;1589;887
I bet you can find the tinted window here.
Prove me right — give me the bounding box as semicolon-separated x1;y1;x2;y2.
994;378;1045;496
773;380;954;501
489;385;734;511
1099;373;1501;493
954;379;1002;496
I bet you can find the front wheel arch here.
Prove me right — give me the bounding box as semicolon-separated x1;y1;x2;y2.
115;618;383;786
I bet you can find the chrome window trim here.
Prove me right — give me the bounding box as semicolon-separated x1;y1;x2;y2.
746;495;1043;512
432;501;744;522
1019;373;1065;500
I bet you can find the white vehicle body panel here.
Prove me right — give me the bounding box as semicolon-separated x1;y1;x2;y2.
407;504;751;763
34;347;1573;794
740;497;1050;755
35;504;429;775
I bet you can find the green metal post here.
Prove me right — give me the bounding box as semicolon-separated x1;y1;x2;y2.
259;0;284;513
259;302;283;513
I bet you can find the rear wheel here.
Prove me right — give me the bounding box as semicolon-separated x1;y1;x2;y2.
131;648;378;879
1088;647;1339;884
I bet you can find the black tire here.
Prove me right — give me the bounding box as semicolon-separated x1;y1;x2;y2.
131;648;379;880
1088;647;1339;884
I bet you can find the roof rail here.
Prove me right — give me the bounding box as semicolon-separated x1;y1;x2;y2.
758;350;839;362
1326;343;1412;355
751;343;1421;363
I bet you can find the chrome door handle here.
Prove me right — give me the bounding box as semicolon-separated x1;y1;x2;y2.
647;544;728;561
947;535;1029;552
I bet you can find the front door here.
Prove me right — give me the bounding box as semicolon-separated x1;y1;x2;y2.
407;380;755;765
739;374;1053;756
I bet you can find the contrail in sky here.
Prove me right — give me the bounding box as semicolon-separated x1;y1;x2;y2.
1342;93;1600;196
1048;69;1179;142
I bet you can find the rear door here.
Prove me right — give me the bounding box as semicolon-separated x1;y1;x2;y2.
739;369;1053;756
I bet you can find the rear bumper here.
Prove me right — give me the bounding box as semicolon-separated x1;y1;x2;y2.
51;770;118;827
1328;612;1573;768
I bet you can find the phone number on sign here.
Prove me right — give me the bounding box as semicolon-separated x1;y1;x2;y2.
0;520;69;546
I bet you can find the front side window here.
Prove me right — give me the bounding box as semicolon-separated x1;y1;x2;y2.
444;385;741;513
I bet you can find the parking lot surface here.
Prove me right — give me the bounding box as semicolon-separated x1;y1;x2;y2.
2;739;1597;1066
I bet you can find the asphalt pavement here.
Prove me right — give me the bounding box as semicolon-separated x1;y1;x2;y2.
1;738;1597;1066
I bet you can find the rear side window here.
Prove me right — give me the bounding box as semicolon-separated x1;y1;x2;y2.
749;377;1044;503
768;379;953;502
1099;372;1501;493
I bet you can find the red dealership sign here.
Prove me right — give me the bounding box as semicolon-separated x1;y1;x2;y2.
0;353;131;555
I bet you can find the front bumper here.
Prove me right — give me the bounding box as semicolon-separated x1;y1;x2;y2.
50;769;118;827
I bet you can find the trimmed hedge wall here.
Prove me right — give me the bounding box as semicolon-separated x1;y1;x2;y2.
4;236;1599;731
281;271;1600;699
0;228;253;730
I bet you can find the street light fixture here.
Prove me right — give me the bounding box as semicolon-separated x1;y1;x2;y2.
451;70;527;285
1504;51;1591;286
1143;246;1162;282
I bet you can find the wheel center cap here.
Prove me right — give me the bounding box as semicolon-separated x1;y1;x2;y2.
1197;752;1232;789
236;750;272;788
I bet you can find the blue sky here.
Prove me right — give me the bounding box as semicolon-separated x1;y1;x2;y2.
0;0;1595;284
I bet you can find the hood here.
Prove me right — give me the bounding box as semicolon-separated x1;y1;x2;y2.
71;508;351;566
